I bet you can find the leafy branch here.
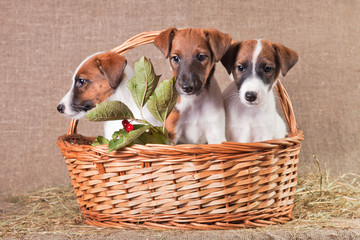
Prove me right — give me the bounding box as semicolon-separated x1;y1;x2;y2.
85;56;177;152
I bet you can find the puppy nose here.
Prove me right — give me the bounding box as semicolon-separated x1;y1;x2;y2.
182;82;194;93
57;104;65;113
245;91;257;102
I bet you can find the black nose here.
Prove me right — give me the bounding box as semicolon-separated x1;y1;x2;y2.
182;82;194;93
245;91;257;102
57;104;65;113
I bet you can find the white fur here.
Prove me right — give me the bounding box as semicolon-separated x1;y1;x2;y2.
252;40;262;75
223;41;287;143
239;76;269;107
174;76;226;144
58;53;161;139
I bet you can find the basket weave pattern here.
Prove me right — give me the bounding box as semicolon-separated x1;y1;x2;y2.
57;31;304;230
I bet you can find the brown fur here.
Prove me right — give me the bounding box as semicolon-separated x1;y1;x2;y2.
155;28;231;82
73;52;127;109
271;42;298;76
165;108;180;140
221;39;298;79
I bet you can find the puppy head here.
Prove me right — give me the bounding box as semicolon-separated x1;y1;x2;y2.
57;52;127;119
221;39;298;106
154;27;231;95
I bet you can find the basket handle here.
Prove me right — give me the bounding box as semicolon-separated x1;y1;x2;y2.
275;80;298;134
65;30;298;136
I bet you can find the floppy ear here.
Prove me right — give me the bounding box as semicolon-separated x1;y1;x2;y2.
202;28;232;62
96;52;127;89
273;43;298;76
154;27;178;58
220;42;241;74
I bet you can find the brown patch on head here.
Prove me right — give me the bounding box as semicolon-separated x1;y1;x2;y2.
221;40;257;74
154;27;178;58
170;28;216;85
256;40;282;80
71;52;127;112
95;52;127;88
154;28;231;95
221;40;258;89
258;40;298;78
202;28;233;62
221;39;298;89
271;41;298;76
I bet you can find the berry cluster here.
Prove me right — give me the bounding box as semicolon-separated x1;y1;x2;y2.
122;119;134;132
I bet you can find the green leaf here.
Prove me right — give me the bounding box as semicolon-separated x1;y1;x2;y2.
132;124;147;130
92;136;109;146
146;77;178;124
126;57;161;110
108;138;124;152
108;125;152;152
134;127;170;145
112;129;127;139
153;126;170;138
86;101;134;121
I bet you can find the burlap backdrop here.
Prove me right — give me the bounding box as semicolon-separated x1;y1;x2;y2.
0;0;359;196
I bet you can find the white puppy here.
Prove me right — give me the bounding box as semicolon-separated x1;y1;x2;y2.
221;39;298;142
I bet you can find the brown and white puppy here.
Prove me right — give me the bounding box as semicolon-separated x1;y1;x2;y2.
221;39;298;142
154;27;232;144
57;52;149;139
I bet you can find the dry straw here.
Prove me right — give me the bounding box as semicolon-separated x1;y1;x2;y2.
56;30;304;230
294;157;360;220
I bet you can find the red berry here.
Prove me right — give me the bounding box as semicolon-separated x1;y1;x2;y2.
125;123;133;132
122;119;129;128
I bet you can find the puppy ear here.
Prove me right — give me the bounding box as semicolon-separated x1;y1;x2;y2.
154;27;178;58
273;43;298;76
96;52;127;89
202;29;232;62
221;42;241;74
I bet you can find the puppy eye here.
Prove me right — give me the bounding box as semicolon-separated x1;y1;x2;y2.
197;54;208;62
171;56;180;64
76;78;87;87
264;66;273;73
237;65;245;72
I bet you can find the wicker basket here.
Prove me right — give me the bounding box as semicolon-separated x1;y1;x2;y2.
56;30;304;230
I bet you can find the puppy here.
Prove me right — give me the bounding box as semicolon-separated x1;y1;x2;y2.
221;39;298;142
154;27;232;144
57;51;157;139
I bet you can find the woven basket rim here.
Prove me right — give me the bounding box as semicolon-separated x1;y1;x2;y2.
60;30;302;149
57;130;303;153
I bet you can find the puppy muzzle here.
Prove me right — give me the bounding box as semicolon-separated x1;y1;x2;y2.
239;77;268;107
176;73;203;95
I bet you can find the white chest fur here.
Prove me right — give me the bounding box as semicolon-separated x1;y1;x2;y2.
223;81;287;143
174;77;226;144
